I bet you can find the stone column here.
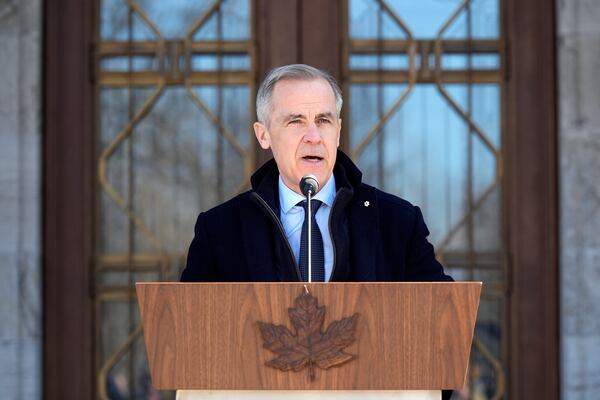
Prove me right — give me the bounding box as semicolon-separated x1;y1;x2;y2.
0;0;42;398
558;0;600;398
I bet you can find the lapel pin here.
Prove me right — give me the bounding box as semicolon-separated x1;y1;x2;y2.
364;201;370;207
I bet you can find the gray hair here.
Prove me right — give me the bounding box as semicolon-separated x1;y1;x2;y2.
256;64;343;125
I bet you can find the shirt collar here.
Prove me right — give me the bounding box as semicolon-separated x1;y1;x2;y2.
279;174;337;215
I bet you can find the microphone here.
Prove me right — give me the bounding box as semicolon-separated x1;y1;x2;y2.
300;175;319;197
299;175;319;283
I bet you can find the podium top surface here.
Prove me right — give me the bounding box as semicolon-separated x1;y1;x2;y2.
137;282;481;391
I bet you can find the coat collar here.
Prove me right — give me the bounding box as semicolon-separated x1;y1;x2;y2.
246;150;376;282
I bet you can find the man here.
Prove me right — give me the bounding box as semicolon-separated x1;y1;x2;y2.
181;64;452;284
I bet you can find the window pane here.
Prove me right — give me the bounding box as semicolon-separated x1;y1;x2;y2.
349;0;499;39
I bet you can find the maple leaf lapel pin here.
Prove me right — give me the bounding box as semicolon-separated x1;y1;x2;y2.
258;290;359;381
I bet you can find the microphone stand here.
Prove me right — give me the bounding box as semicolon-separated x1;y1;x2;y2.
307;189;313;283
300;174;319;283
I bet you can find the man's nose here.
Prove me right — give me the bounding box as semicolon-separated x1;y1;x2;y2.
303;123;322;143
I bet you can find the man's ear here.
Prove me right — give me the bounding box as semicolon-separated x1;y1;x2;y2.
337;118;342;147
253;122;271;150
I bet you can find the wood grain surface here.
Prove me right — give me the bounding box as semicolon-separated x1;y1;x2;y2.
136;282;480;390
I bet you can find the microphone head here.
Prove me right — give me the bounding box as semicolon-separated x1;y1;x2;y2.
299;175;319;197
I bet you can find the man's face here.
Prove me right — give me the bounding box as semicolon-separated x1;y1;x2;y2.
253;78;341;194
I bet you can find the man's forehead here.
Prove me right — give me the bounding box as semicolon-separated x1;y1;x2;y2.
270;78;337;114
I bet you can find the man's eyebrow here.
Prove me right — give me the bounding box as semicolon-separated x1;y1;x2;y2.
316;112;335;119
283;113;305;122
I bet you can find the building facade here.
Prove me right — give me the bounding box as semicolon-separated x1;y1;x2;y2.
0;0;598;398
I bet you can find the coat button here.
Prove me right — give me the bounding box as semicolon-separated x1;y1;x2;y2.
364;201;370;207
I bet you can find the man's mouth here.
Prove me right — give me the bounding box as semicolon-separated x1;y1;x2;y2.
302;155;324;162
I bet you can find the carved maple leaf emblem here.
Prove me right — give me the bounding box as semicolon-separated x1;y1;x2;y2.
258;291;359;380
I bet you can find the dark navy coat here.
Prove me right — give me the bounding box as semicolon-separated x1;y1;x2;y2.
181;151;452;283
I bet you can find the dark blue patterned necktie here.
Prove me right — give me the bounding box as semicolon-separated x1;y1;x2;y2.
298;199;325;282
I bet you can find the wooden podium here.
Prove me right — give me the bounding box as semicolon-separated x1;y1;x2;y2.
136;282;481;399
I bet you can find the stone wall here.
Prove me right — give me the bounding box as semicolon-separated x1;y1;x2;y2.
558;0;600;398
0;0;42;398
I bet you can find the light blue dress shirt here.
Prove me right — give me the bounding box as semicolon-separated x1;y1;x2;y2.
279;175;336;282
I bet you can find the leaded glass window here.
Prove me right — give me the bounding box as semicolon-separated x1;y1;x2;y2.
346;1;506;398
96;1;253;398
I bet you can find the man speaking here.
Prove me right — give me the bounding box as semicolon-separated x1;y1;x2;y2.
181;64;452;284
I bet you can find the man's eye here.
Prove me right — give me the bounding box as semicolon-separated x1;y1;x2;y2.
317;118;331;124
289;119;301;125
